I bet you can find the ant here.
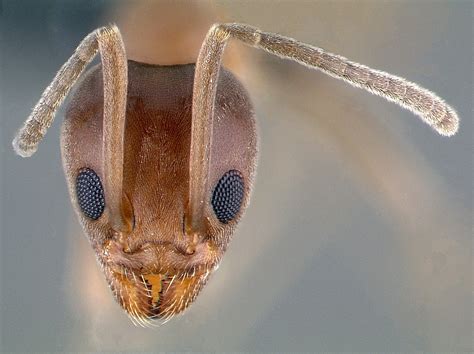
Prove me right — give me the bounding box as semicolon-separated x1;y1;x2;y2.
12;23;458;327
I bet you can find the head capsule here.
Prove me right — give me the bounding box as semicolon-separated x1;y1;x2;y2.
61;60;258;322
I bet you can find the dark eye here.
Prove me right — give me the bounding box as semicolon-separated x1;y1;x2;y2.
211;170;244;224
76;168;105;220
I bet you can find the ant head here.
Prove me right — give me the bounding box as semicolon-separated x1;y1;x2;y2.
61;61;257;323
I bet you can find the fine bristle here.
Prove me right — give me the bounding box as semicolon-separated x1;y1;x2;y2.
435;107;459;137
12;135;36;157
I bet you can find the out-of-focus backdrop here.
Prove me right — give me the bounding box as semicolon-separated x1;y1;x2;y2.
1;0;472;352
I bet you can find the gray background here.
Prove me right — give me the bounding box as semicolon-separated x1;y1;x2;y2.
1;0;472;352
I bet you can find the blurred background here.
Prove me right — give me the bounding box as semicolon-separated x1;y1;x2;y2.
0;0;472;352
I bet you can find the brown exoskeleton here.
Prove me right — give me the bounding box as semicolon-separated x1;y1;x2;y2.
12;24;459;326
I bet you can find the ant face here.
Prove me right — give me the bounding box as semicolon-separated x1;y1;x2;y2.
61;61;257;323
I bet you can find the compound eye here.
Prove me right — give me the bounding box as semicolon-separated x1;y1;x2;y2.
76;168;105;220
211;170;244;224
